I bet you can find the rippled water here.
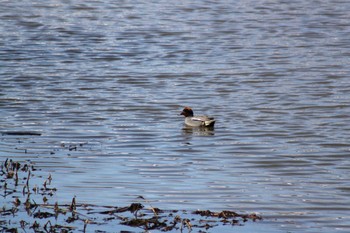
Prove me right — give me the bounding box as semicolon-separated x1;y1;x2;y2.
1;0;350;232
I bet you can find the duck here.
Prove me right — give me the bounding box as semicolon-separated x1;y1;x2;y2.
180;107;215;127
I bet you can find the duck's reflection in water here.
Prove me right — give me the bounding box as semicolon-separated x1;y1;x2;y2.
182;126;215;136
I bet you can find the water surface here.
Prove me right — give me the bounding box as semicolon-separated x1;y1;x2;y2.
1;0;350;232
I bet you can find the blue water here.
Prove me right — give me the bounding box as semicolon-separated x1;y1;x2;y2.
1;1;350;232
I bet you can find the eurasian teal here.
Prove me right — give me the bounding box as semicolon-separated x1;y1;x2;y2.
180;107;215;127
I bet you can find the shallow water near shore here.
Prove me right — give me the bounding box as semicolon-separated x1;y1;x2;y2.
1;0;350;232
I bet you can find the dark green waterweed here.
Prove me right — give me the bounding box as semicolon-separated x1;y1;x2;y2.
1;159;262;232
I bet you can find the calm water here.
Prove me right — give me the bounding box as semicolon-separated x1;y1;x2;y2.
1;0;350;232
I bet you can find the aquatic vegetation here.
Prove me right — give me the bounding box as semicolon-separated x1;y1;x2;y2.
0;159;262;232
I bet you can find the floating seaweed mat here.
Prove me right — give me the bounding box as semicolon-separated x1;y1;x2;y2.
0;159;262;232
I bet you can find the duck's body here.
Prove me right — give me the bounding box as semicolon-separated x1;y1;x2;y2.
180;107;215;127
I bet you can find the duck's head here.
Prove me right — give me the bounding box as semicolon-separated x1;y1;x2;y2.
180;107;194;117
